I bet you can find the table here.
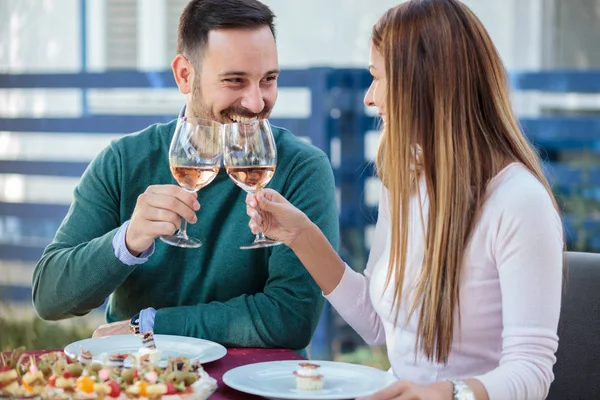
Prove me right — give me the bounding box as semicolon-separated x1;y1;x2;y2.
1;348;305;400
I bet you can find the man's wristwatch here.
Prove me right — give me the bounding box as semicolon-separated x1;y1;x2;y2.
129;312;141;334
450;380;475;400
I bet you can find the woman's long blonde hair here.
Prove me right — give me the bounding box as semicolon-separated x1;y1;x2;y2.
373;0;559;364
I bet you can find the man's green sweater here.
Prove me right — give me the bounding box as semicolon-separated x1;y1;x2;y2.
32;120;339;350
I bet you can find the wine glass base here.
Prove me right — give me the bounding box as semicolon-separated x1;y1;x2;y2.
240;239;283;250
160;235;203;248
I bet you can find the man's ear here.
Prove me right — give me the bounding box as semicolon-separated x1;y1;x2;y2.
172;54;194;95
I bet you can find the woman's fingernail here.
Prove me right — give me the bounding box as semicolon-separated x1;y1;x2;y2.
194;201;200;210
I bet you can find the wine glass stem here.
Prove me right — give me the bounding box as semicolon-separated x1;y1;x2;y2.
251;190;267;242
255;231;267;242
179;217;189;237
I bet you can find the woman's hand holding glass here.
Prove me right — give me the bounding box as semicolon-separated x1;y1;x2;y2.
223;119;283;250
245;188;313;248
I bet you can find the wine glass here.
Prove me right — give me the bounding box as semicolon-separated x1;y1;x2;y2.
223;119;282;250
159;117;222;248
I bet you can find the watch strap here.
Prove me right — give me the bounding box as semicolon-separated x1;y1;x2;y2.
129;312;141;334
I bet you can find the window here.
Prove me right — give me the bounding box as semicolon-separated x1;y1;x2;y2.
105;0;138;69
544;0;600;68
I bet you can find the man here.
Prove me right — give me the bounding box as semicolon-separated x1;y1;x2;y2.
31;0;339;351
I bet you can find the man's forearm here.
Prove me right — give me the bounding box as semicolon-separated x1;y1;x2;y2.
32;230;136;320
154;290;324;349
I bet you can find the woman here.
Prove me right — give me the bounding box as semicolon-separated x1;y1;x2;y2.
246;1;563;399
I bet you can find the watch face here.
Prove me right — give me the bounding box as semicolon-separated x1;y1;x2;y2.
453;381;475;400
130;313;140;326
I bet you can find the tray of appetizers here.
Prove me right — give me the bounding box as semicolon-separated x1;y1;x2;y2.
0;332;219;400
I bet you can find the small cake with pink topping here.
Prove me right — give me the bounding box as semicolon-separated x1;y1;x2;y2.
293;362;323;390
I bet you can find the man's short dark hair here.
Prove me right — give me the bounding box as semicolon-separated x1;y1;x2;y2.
177;0;276;64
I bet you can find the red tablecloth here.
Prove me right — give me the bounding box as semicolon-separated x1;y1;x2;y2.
204;348;304;399
1;348;304;400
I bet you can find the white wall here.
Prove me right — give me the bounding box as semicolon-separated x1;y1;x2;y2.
263;0;401;68
263;0;543;70
0;0;545;72
0;0;80;73
132;0;542;70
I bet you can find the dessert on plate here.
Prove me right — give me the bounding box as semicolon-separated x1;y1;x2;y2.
292;362;323;391
131;331;161;365
0;331;217;400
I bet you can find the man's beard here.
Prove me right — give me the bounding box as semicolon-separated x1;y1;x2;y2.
190;82;218;121
190;82;273;123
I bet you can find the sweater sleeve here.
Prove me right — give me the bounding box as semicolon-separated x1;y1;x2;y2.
32;143;136;320
474;183;563;400
153;154;340;350
324;185;388;346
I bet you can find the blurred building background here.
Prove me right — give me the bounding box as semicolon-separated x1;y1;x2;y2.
1;0;599;364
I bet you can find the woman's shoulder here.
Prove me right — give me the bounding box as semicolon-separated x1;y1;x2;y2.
484;162;560;226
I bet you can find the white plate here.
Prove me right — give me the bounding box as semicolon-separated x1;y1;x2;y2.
64;334;227;367
222;360;397;400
